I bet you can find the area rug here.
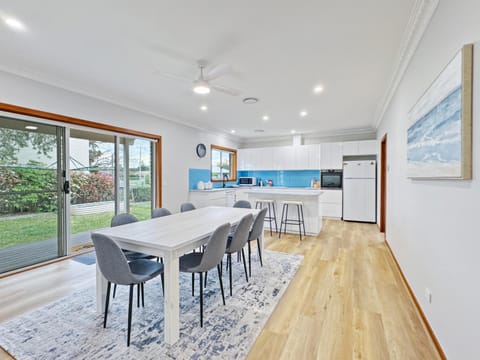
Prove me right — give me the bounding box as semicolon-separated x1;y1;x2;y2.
0;250;302;360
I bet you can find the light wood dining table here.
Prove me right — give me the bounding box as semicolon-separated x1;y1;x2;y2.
92;206;262;345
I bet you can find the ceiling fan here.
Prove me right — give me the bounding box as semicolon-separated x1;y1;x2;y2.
161;61;241;96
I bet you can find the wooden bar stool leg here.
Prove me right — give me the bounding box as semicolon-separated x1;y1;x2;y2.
272;201;278;233
297;204;302;241
300;204;306;236
268;202;273;236
279;203;286;238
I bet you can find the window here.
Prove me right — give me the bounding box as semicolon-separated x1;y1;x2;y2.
211;145;237;182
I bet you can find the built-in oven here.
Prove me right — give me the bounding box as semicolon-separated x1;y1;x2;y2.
321;170;342;188
238;177;257;186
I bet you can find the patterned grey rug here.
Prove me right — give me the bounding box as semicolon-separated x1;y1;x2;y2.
0;250;302;360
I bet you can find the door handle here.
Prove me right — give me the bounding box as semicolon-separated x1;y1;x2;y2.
63;180;70;194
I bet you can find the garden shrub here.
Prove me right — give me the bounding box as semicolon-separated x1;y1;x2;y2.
131;186;151;202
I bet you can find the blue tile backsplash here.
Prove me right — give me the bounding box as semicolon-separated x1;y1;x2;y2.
188;168;237;189
189;168;321;189
238;170;321;187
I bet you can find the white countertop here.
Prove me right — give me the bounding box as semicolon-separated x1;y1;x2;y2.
244;188;323;196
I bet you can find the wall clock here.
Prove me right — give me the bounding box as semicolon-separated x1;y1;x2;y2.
196;143;207;158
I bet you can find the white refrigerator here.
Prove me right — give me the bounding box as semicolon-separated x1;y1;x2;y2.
342;160;376;223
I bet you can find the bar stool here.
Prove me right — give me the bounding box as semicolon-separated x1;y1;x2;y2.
279;200;306;240
255;199;278;235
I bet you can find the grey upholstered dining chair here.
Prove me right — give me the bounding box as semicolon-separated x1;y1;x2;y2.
110;213;157;300
233;200;252;209
225;214;254;296
179;222;230;327
152;207;172;218
247;207;267;276
92;233;164;347
180;202;196;212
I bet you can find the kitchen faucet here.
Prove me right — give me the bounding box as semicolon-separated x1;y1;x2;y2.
222;173;229;188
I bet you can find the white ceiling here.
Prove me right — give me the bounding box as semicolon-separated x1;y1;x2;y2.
0;0;415;140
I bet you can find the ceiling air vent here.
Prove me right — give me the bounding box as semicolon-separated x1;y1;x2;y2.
254;129;265;133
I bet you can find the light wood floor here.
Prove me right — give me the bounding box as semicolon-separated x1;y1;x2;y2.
0;220;440;360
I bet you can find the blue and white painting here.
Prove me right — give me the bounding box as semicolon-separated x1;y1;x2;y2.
407;49;467;178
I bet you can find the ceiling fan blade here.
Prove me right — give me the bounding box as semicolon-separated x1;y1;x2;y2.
204;64;232;81
211;84;241;96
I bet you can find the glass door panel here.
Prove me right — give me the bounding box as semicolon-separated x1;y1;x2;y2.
69;129;115;252
0;117;63;273
122;138;153;220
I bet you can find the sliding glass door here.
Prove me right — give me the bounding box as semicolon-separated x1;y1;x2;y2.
68;129;116;252
0;116;65;273
0;114;157;274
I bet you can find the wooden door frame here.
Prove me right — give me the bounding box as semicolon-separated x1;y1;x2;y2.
0;102;162;207
379;134;387;233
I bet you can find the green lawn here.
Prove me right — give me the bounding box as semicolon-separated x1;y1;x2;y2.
0;202;152;249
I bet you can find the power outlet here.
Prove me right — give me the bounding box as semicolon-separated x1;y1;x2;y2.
425;288;432;304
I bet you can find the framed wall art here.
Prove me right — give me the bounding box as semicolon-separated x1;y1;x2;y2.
407;44;473;179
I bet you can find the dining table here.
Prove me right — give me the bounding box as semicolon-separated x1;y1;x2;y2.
92;206;262;345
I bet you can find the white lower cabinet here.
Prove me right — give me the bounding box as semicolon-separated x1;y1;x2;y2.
188;189;251;208
320;190;343;218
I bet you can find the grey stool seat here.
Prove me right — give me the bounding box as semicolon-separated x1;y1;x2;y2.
180;202;196;212
92;233;164;347
279;200;306;240
225;214;254;296
152;207;172;218
255;199;277;235
233;200;252;209
247;208;267;276
179;223;230;327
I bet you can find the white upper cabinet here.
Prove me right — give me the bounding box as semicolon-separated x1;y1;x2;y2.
320;142;343;169
238;140;376;171
342;140;377;156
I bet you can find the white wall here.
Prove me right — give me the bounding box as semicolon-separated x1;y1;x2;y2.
0;71;237;212
377;1;480;358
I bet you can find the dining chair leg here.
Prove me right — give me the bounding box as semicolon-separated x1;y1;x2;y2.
127;284;134;347
160;273;165;296
248;241;252;277
256;238;263;267
204;271;208;287
141;283;145;308
137;284;140;308
219;259;223;277
241;248;249;282
228;253;233;296
104;281;111;328
199;272;204;327
217;264;226;306
112;283;117;298
192;273;195;296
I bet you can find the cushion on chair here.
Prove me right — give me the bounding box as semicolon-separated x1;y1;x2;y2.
179;252;203;272
129;259;164;282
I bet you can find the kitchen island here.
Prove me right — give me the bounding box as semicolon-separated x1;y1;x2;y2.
244;188;324;235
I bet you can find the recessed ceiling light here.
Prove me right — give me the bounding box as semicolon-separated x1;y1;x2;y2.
230;129;236;134
262;115;269;121
200;105;208;111
291;130;296;134
243;97;259;104
313;85;324;94
300;110;308;117
25;125;38;130
4;17;26;31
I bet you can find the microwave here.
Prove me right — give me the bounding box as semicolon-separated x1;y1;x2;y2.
321;170;342;188
238;177;257;186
